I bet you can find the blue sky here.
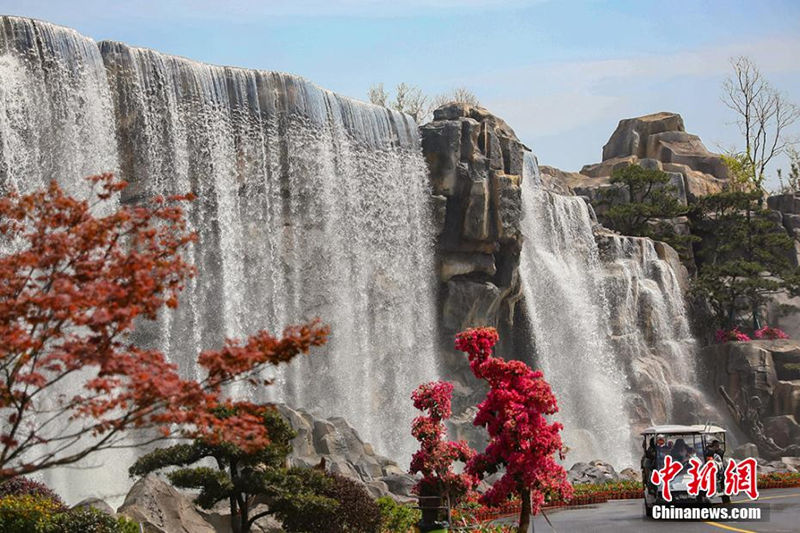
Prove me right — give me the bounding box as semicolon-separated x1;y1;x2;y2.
4;0;800;184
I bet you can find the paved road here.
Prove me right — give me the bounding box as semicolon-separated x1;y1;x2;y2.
522;488;800;533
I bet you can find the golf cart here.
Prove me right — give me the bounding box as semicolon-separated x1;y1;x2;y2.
641;424;730;518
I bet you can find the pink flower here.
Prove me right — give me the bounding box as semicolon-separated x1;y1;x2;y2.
715;327;752;343
754;326;789;340
455;327;573;515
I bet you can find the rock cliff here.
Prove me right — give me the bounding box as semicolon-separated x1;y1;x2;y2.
421;103;528;381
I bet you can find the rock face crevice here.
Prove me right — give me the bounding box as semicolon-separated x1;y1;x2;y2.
421;104;527;385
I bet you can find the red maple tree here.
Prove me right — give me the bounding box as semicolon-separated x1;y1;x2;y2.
409;380;476;512
0;174;329;479
455;327;572;533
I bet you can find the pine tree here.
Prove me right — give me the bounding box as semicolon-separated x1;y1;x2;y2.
599;164;695;258
690;190;800;330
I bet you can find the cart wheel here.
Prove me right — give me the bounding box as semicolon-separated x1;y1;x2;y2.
721;495;731;504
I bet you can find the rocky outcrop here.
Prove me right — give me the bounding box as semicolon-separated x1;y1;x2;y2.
597;112;729;189
118;475;216;533
276;404;414;499
702;340;800;457
421;103;527;381
566;460;621;485
542;112;727;203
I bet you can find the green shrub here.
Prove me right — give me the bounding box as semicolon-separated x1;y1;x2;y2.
0;478;66;510
327;474;381;532
0;494;62;533
47;507;140;533
377;496;419;533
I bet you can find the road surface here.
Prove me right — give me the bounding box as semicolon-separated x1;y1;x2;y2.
521;488;800;532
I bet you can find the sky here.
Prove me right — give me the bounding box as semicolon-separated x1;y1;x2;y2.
3;0;800;185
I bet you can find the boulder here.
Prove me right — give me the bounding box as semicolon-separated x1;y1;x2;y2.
732;443;760;459
118;475;215;533
567;460;620;485
757;458;798;474
602;112;686;161
441;280;502;332
619;468;640;482
275;404;410;499
72;498;115;516
379;474;417;498
199;503;282;533
763;415;800;448
440;252;496;282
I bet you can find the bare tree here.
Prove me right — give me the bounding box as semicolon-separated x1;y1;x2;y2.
392;82;429;122
723;56;800;190
368;83;388;107
432;86;480;108
368;83;480;123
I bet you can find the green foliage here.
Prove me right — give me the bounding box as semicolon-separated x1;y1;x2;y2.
0;485;139;533
599;164;695;257
777;146;800;194
131;407;378;533
690;189;800;329
46;508;140;533
722;152;759;192
0;479;65;510
0;494;62;533
377;496;420;533
276;473;380;533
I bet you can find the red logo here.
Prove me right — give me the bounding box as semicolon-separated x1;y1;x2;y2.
650;455;684;501
686;457;719;496
724;458;759;500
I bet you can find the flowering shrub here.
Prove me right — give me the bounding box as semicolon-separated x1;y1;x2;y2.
455;327;572;533
377;496;420;533
0;494;64;532
715;327;752;343
47;508;140;533
0;478;65;510
754;326;790;340
410;381;476;504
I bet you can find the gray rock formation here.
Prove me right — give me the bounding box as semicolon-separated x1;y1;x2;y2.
567;460;620;485
118;475;216;533
421;103;528;387
276;404;415;499
543;112;728;204
72;497;115;516
703;340;800;458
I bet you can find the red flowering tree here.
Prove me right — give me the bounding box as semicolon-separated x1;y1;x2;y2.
455;327;572;533
0;175;329;479
410;381;476;513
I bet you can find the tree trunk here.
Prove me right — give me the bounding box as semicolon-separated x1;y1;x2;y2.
518;488;532;533
229;495;241;533
240;500;249;533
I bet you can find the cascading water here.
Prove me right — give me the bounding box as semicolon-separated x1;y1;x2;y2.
0;17;439;504
520;154;710;467
519;154;632;467
0;16;118;193
99;40;440;459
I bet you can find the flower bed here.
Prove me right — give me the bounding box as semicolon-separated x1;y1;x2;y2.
458;474;800;524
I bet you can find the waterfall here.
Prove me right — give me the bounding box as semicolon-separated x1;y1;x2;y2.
0;17;439;504
0;16;118;193
520;154;706;468
520;155;632;467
